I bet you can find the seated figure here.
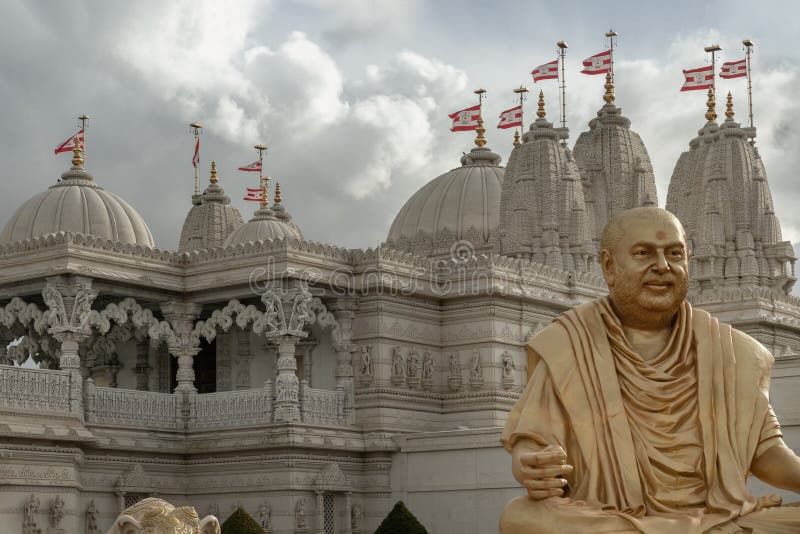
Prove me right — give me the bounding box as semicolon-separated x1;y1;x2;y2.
106;497;220;534
500;207;800;533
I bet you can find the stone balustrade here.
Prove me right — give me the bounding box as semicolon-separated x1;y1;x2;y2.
0;365;71;414
300;381;346;426
85;382;180;429
190;382;273;430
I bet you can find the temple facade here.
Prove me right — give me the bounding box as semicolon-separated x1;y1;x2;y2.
1;86;799;534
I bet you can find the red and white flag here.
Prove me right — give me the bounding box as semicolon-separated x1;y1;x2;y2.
720;59;747;79
237;161;262;172
54;129;84;155
680;65;714;91
243;187;262;201
192;137;200;168
581;50;611;75
531;60;559;82
497;105;523;129
449;104;481;131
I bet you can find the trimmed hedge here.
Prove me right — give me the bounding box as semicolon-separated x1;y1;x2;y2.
221;507;265;534
374;501;429;534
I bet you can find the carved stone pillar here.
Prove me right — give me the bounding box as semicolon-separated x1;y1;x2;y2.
134;339;150;391
44;276;98;420
273;334;301;423
160;301;202;393
344;491;352;534
315;491;324;534
329;298;357;424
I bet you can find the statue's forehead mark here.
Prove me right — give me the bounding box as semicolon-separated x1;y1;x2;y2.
655;230;667;240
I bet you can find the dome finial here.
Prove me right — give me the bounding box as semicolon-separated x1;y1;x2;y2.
536;90;546;119
473;88;487;147
705;89;717;123
71;136;84;168
513;129;521;146
274;181;282;204
209;160;218;184
725;91;734;120
603;72;615;104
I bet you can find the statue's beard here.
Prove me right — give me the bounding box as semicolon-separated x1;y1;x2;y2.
608;267;689;329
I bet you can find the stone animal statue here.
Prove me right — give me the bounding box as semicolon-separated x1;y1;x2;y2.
105;497;220;534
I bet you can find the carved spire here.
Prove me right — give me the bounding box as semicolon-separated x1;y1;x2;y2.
513;129;521;146
274;182;282;203
210;160;218;184
725;91;734;120
536;90;546;119
71;136;84;168
603;72;615;104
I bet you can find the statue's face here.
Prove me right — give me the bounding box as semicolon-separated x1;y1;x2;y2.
604;215;689;325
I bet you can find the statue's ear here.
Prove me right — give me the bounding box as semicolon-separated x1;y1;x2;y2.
109;514;143;534
600;249;615;286
200;515;221;534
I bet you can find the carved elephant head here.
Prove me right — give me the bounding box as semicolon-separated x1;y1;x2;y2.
106;498;220;534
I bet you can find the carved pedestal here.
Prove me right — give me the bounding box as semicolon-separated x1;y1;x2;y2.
274;335;300;423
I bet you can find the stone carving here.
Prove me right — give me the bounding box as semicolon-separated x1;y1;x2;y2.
192;385;273;429
391;346;405;386
448;353;462;392
49;494;65;528
469;351;484;390
407;349;420;378
86;500;99;534
107;497;220;534
206;502;220;520
276;373;299;402
422;351;434;390
42;282;99;331
23;494;40;534
258;501;272;531
295;498;307;530
351;503;364;533
0;366;70;414
314;462;350;491
501;351;516;390
301;382;346;426
88;385;179;429
359;345;372;377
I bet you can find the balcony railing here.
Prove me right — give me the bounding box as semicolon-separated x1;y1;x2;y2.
85;381;180;429
0;365;71;414
190;382;273;430
300;381;346;426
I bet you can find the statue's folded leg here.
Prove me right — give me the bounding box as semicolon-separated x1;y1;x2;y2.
733;504;800;534
499;496;640;534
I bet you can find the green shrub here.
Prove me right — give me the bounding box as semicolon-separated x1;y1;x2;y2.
374;501;429;534
221;507;265;534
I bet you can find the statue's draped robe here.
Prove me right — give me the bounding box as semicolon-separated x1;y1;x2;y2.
501;298;800;533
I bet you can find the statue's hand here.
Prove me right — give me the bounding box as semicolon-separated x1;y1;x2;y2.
515;444;573;500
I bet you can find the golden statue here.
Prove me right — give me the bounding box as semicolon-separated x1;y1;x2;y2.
106;497;220;534
500;207;800;533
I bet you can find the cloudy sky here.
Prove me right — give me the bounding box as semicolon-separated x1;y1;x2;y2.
1;0;798;253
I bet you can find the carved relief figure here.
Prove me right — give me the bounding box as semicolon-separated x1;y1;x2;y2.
407;349;420;378
86;500;99;534
290;290;313;332
392;346;405;377
49;494;65;527
501;352;516;378
295;498;307;529
42;286;66;327
351;503;364;531
470;351;482;378
360;345;372;376
422;352;434;380
71;287;98;327
23;494;40;529
449;353;460;378
258;501;272;530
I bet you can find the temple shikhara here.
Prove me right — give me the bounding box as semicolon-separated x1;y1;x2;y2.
1;38;798;534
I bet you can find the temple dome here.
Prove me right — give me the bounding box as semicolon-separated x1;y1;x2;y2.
0;149;154;247
572;78;659;244
665;92;795;293
222;186;303;247
178;162;244;252
384;146;504;257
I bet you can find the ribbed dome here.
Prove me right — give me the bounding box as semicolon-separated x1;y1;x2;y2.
222;203;303;247
178;163;243;252
385;146;504;256
0;154;154;247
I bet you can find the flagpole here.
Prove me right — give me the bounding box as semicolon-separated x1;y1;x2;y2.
474;88;487;147
704;44;722;97
513;86;529;145
605;30;617;80
557;41;568;128
254;144;268;207
78;114;90;162
190;122;203;196
743;39;754;128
